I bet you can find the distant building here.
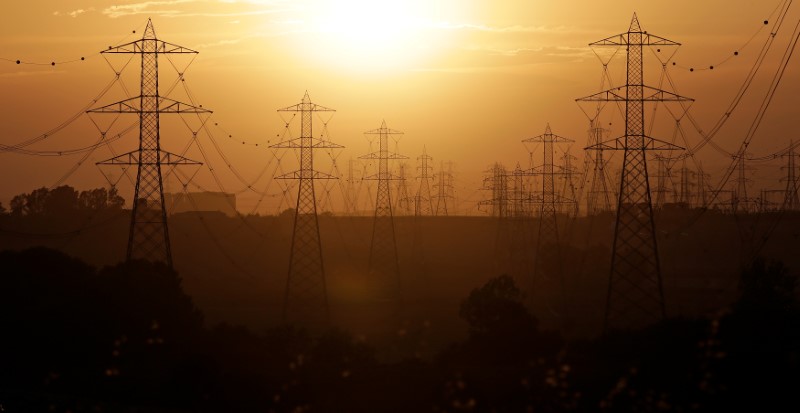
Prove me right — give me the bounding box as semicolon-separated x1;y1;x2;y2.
164;191;237;217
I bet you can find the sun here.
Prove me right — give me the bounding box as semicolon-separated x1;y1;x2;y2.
298;0;441;72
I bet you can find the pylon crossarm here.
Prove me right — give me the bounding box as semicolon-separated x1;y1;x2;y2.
96;149;202;166
269;137;343;149
275;170;339;180
586;136;685;151
159;98;211;113
590;32;680;47
88;96;212;114
526;165;572;176
364;128;404;136
101;40;199;55
312;140;344;149
523;134;574;144
363;172;407;181
277;103;335;113
359;152;409;160
577;86;693;103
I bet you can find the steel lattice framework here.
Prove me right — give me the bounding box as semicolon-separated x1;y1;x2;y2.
271;92;341;328
360;121;407;300
524;124;574;251
586;120;615;214
523;125;573;318
414;147;434;216
89;19;208;267
577;14;692;331
782;143;800;210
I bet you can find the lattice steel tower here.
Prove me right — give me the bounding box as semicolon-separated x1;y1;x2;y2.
271;92;341;327
577;14;692;331
782;142;800;211
524;125;573;319
524;124;574;250
395;162;412;215
89;19;208;267
414;147;434;216
360;121;407;299
434;161;455;216
480;163;509;218
585;120;615;214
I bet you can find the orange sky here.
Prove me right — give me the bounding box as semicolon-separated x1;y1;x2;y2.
2;0;799;214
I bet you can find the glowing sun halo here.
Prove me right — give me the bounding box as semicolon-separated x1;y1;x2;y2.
302;0;437;72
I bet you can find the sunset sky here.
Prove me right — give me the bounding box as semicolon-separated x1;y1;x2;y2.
2;0;798;213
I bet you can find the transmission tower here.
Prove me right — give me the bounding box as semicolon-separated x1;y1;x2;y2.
507;163;534;282
577;14;692;331
360;121;407;300
677;159;692;206
585;120;615;215
732;154;755;213
524;124;574;248
781;142;800;211
560;150;580;216
652;155;676;209
395;162;412;215
344;158;360;215
480;163;509;218
89;19;208;267
434;161;455;216
523;125;573;320
271;92;342;328
414;147;434;216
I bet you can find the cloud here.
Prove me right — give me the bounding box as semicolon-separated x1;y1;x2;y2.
69;9;90;18
429;22;573;34
102;0;297;18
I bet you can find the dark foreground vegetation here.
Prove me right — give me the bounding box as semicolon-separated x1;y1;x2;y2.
0;247;798;412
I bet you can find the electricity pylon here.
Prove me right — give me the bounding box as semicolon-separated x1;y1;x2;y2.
652;155;676;209
89;19;208;267
676;159;691;206
577;13;692;331
524;124;574;250
480;163;512;274
507;163;534;282
271;92;342;328
414;147;434;216
732;154;755;213
781;142;800;211
560;150;580;216
585;120;615;215
524;125;573;320
395;162;412;215
434;161;454;216
360;120;407;300
480;163;509;218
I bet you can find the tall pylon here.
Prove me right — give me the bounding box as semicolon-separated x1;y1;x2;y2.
360;120;407;299
434;161;455;216
577;13;692;331
523;125;573;319
395;162;412;215
652;155;676;209
732;154;755;213
560;149;580;217
507;163;534;281
414;147;434;216
524;124;574;250
271;92;342;328
678;159;692;206
480;163;509;218
585;120;615;215
89;19;209;267
782;142;800;211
